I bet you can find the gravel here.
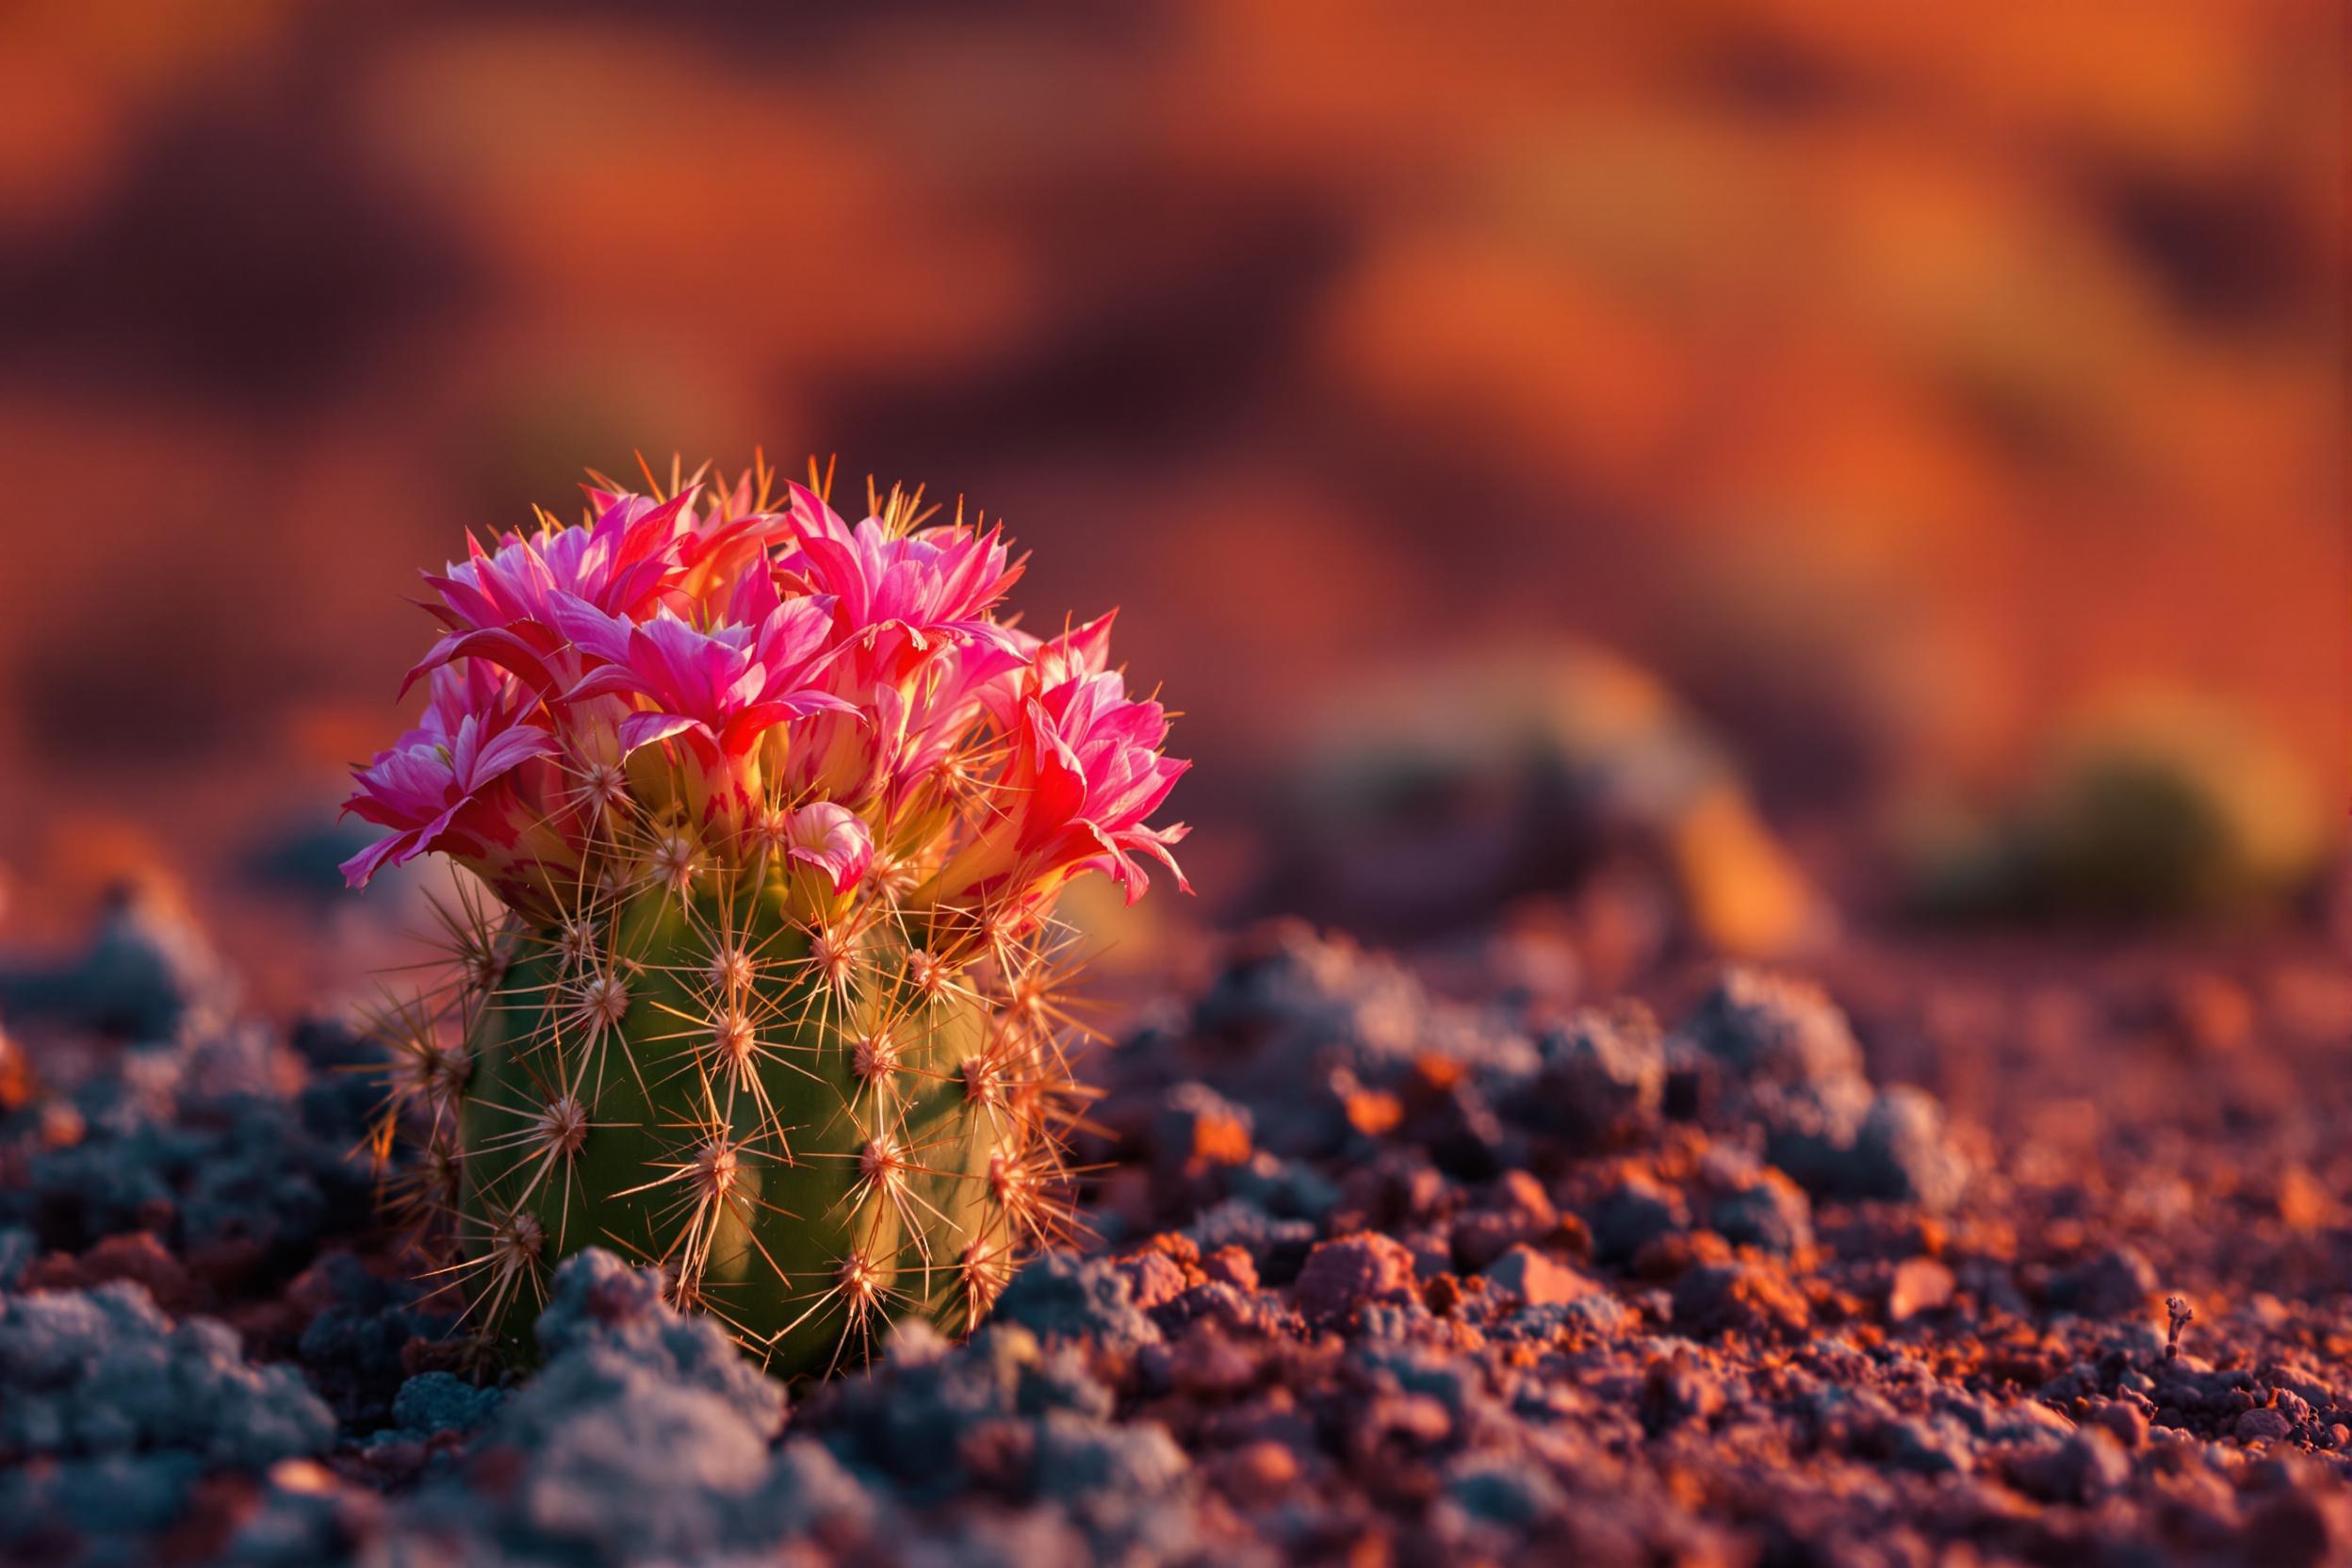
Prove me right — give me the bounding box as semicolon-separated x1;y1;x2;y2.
1;912;2347;1565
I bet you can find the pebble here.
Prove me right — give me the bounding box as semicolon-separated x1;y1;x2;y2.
1886;1258;1956;1323
2236;1406;2294;1444
1483;1245;1597;1308
1291;1233;1417;1326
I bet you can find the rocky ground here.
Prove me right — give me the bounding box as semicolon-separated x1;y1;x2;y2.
1;906;2348;1567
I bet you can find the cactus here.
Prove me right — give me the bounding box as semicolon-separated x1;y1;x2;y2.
346;463;1187;1374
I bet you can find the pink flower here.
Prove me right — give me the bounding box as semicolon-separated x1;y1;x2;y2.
778;483;1024;660
351;463;1189;937
781;634;1034;816
775;484;1029;805
558;594;855;816
926;619;1190;921
980;610;1119;731
1021;668;1192;901
662;480;802;611
407;491;697;696
339;664;566;892
891;638;1035;793
780;802;873;892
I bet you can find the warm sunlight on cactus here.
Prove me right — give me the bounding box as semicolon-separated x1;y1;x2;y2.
345;458;1189;1374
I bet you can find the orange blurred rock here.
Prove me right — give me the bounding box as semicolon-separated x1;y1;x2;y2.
2169;972;2253;1055
0;1022;30;1112
1887;1258;1957;1323
2274;1166;2331;1232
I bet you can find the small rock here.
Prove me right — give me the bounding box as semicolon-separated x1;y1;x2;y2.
1184;1200;1317;1282
2011;1430;2132;1504
1487;1168;1556;1227
1591;1174;1688;1265
1677;970;1864;1088
1217;1440;1299;1505
1642;1352;1725;1433
19;1233;194;1315
1292;1233;1417;1326
1847;1087;1972;1212
1708;1175;1813;1255
2047;1247;2159;1318
2237;1406;2295;1444
2096;1400;2149;1449
531;1250;788;1438
1153;1083;1254;1177
1450;1171;1558;1270
1511;1004;1665;1149
0;1024;31;1112
1483;1246;1597;1308
1444;1453;1563;1529
0;1229;32;1292
0;882;230;1040
1878;1415;1970;1475
996;1252;1163;1349
1200;1247;1258;1293
1671;1261;1810;1339
2169;972;2253;1055
1886;1258;1956;1323
389;1372;503;1436
1115;1249;1191;1312
2241;1483;2352;1568
0;1282;334;1465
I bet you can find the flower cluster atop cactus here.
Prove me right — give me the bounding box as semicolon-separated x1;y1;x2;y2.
342;461;1187;1375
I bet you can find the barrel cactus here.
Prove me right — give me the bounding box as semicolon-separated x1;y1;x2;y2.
343;462;1188;1375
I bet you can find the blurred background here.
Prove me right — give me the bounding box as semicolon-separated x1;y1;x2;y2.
0;0;2342;1013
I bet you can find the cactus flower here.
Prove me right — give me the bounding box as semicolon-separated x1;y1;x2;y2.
339;662;572;890
344;463;1186;1375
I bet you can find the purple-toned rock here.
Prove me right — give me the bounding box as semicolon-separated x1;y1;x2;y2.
0;881;232;1042
2010;1429;2132;1503
1592;1174;1687;1265
0;1280;332;1464
1293;1233;1417;1326
1709;1174;1813;1255
532;1250;786;1437
2236;1406;2294;1444
1677;969;1864;1089
1847;1087;1972;1212
2046;1246;2159;1319
996;1251;1164;1349
1509;1004;1665;1150
1115;1248;1192;1312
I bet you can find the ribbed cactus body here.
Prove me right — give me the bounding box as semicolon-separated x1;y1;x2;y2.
438;868;1039;1377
